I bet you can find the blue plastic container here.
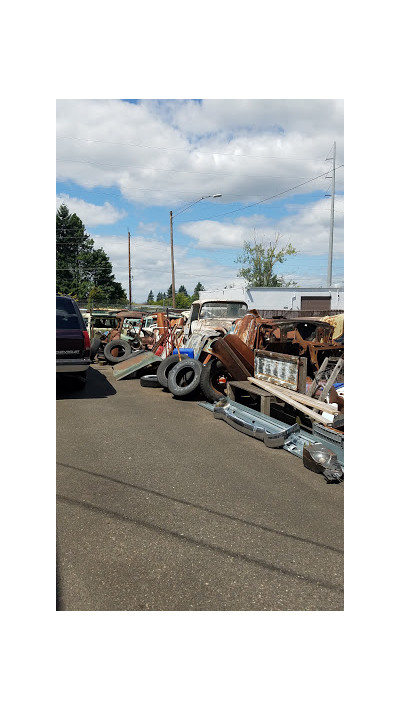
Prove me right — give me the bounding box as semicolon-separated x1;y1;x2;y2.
172;348;194;358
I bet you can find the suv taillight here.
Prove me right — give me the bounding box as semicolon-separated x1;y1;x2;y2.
83;330;91;350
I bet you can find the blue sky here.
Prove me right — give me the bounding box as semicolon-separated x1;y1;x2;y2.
56;99;343;302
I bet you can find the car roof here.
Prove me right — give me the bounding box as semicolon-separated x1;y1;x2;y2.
192;299;248;306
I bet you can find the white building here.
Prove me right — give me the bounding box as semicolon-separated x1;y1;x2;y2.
200;286;344;314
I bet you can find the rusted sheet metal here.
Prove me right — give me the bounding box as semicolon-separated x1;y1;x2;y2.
223;334;254;373
319;313;344;340
232;312;259;347
211;338;253;381
254;350;305;391
186;330;223;358
112;351;162;380
115;310;147;320
191;317;234;334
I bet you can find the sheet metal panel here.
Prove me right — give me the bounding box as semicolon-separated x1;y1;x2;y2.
254;350;301;391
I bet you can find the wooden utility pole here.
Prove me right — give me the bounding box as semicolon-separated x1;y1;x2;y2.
128;230;132;308
170;211;176;308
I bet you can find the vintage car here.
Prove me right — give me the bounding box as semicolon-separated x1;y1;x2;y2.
183;299;249;340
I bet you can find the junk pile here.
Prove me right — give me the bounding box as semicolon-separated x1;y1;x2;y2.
93;299;344;484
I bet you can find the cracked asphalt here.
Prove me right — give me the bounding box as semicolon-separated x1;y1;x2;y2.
56;363;344;611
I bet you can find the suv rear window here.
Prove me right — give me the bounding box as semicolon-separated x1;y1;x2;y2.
56;297;83;330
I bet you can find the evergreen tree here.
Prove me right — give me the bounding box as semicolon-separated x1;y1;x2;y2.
147;290;155;304
178;284;188;296
56;204;127;302
192;282;205;300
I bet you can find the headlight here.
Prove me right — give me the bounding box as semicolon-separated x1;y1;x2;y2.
303;443;344;483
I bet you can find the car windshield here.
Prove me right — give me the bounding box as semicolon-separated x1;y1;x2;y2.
56;297;82;329
92;317;118;329
199;302;248;319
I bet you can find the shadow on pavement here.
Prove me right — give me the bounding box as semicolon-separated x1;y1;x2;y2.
56;367;117;400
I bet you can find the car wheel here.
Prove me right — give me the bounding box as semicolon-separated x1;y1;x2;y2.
200;358;230;403
103;339;132;364
167;359;202;397
156;354;189;388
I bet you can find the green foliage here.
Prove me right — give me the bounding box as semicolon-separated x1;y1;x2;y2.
175;292;191;308
235;232;298;287
147;290;155;304
178;284;188;296
192;282;205;300
56;203;127;303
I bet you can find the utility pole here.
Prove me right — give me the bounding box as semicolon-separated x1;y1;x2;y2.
327;141;336;287
128;229;132;308
170;210;176;308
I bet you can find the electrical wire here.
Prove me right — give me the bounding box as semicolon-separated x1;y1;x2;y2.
57;135;332;161
175;165;344;223
58;157;321;181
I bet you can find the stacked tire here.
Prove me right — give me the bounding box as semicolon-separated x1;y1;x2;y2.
156;354;189;388
167;358;203;397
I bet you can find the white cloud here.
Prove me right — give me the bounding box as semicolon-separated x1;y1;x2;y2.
179;197;344;256
56;100;344;208
89;230;241;303
56;100;344;300
56;194;126;226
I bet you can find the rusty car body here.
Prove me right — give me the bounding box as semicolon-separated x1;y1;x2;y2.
198;312;344;401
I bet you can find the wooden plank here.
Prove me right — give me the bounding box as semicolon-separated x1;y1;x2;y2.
227;381;272;416
298;357;307;394
247;377;331;425
248;378;338;414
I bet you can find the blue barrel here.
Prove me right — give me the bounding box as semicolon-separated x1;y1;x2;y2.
172;348;194;358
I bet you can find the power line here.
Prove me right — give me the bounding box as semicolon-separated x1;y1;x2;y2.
57;135;331;161
58;157;321;181
176;165;344;223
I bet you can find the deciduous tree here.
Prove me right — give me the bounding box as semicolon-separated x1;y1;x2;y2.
235;232;298;287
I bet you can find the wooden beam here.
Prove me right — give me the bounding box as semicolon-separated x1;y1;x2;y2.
247;377;332;425
248;378;338;414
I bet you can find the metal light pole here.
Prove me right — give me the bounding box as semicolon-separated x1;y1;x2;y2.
169;194;222;308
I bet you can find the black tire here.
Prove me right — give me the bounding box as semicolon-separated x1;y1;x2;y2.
90;337;101;361
200;358;231;403
103;339;132;364
167;359;202;397
140;374;162;388
156;354;189;388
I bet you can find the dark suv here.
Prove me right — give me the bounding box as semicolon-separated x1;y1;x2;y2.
56;295;91;388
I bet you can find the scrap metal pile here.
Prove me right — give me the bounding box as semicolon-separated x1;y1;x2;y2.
90;300;344;484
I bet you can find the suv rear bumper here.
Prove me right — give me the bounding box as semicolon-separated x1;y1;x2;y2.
56;358;90;373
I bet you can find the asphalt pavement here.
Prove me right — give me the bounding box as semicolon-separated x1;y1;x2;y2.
56;363;344;611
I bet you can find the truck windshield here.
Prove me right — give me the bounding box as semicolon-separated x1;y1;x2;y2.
199;302;248;319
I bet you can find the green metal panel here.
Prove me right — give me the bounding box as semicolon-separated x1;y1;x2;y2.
112;351;162;380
